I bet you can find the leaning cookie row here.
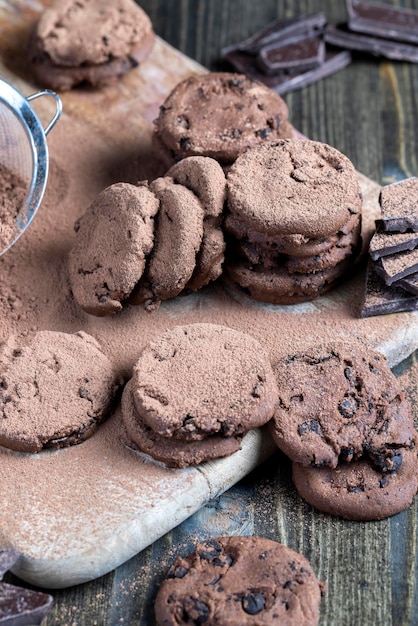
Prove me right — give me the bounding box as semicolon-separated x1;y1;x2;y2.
68;137;363;315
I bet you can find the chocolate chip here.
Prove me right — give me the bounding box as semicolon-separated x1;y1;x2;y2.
255;127;272;139
198;540;222;561
298;419;322;435
167;564;189;579
338;392;359;418
183;598;210;623
242;591;265;615
179;137;193;151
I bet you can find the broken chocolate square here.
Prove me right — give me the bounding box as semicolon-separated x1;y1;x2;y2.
360;261;418;317
324;24;418;63
376;178;418;233
257;36;325;74
369;231;418;261
0;548;53;626
374;248;418;286
346;0;418;45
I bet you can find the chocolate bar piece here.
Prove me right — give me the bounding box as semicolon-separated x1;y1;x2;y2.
258;36;325;74
222;47;351;95
376;178;418;233
0;547;53;626
324;25;418;63
397;271;418;296
346;0;418;45
0;551;19;580
223;12;326;54
0;583;53;626
374;247;418;286
360;261;418;317
369;231;418;261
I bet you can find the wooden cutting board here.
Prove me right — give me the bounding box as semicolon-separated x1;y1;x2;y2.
1;0;418;590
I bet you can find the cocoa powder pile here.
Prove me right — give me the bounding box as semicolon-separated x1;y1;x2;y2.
0;163;27;253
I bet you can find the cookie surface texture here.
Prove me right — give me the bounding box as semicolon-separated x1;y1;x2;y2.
226;139;362;238
29;0;155;90
153;72;294;165
68;182;159;316
120;380;243;468
269;341;415;469
0;331;122;453
154;536;325;626
131;323;278;440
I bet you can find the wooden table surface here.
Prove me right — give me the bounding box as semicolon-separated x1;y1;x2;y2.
5;1;418;624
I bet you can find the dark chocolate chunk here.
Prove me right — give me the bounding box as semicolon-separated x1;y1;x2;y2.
242;591;266;615
257;36;325;74
223;12;326;54
324;24;418;63
222;47;351;95
0;583;53;626
397;271;418;296
346;0;418;45
374;248;418;286
360;261;418;317
376;178;418;233
369;231;418;261
0;551;19;580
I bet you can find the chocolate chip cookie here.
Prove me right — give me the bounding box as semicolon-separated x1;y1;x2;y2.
0;330;122;453
269;341;416;470
153;72;294;168
28;0;155;90
68;182;159;316
154;536;325;626
130;323;278;440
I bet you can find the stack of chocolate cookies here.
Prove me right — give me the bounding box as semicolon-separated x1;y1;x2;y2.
269;340;418;521
361;177;418;317
223;138;363;304
120;323;278;468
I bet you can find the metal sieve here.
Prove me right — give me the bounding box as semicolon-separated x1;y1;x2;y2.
0;77;62;256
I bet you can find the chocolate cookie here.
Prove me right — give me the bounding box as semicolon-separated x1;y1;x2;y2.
269;341;416;470
131;323;278;440
166;156;227;291
153;72;294;167
28;0;155;90
0;331;122;453
224;257;352;304
154;536;325;626
226;139;362;239
121;380;243;468
292;446;418;520
68;182;159;316
130;177;204;308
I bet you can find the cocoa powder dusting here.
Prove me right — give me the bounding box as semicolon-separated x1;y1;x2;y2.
0;108;413;581
0;163;27;252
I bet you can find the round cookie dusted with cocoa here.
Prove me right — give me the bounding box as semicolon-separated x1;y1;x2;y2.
131;323;278;440
225;139;362;239
292;445;418;520
269;341;416;470
130;177;204;308
28;0;155;90
0;331;122;453
68;182;159;316
153;72;294;167
121;380;243;468
154;536;325;626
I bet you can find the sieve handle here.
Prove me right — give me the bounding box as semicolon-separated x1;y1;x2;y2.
26;89;62;136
